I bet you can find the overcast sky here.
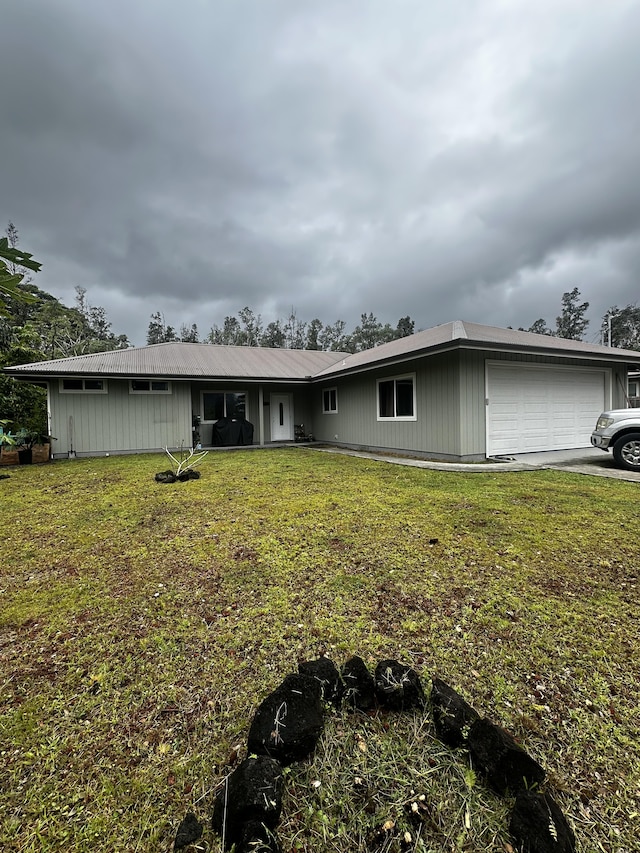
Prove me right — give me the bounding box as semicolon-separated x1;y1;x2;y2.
2;0;639;347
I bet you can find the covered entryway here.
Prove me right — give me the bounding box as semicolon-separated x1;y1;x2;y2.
270;393;293;441
486;363;608;456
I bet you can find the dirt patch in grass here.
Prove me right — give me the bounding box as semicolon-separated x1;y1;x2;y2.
1;449;639;852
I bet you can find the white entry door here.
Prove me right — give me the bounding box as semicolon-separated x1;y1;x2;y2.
271;393;293;441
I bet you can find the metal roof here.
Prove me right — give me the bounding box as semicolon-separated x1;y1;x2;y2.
4;342;348;381
313;321;640;378
5;322;640;383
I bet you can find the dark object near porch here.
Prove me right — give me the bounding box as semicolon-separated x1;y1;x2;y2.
294;424;313;441
155;470;177;483
212;417;254;447
509;789;575;853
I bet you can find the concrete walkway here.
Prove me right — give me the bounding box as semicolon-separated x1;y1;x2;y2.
310;445;640;482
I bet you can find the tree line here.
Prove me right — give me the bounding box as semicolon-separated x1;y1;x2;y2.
523;286;640;349
147;308;416;352
148;289;640;352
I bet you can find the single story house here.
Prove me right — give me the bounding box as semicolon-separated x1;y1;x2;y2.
6;320;640;461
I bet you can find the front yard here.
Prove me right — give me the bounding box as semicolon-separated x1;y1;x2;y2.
1;449;638;852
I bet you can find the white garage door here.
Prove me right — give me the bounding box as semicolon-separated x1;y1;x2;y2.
486;364;607;456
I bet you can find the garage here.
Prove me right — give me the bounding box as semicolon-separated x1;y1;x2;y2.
486;363;608;456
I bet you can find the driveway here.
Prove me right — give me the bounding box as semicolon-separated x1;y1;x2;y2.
312;445;640;481
511;447;640;481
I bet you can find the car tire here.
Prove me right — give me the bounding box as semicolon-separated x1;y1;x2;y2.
612;432;640;471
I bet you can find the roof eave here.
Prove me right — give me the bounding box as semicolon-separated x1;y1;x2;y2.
312;338;640;380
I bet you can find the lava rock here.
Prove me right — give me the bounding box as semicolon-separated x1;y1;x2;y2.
212;755;284;850
298;657;343;705
238;820;282;853
174;812;203;850
374;660;426;711
430;678;480;747
467;718;546;795
247;673;324;765
341;656;376;711
509;789;575;853
177;469;201;481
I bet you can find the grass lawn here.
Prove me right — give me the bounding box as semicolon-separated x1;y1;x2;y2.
1;448;638;853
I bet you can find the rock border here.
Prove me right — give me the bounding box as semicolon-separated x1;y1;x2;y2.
175;656;576;853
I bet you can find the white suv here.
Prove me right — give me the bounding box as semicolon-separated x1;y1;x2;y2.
591;409;640;471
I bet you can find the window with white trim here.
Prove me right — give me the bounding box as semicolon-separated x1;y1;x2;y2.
322;387;338;414
129;380;171;394
377;374;416;420
60;378;107;393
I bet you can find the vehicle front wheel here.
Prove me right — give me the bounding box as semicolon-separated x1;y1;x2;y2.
612;432;640;471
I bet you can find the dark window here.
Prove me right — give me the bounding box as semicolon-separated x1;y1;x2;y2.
226;393;246;419
322;388;338;413
130;380;170;393
378;376;415;419
378;380;395;418
203;392;246;421
396;379;414;417
61;378;106;392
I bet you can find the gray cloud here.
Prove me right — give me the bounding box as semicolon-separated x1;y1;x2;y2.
1;0;639;345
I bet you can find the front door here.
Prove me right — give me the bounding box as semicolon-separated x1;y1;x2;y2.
270;393;293;441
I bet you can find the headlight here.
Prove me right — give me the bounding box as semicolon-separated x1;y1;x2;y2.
596;416;614;430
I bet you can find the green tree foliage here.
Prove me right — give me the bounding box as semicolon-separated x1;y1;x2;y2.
555;287;589;340
206;316;243;345
147;311;178;344
204;309;418;352
180;323;199;343
523;289;590;341
283;310;306;349
601;305;640;350
0;223;41;316
238;307;263;347
350;313;383;351
526;318;553;336
261;320;286;348
1;223;130;431
395;315;415;338
305;318;323;350
319;319;352;352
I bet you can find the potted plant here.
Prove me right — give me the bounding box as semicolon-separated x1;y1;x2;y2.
0;420;19;466
15;429;54;464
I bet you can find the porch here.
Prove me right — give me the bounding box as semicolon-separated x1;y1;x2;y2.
190;382;315;448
